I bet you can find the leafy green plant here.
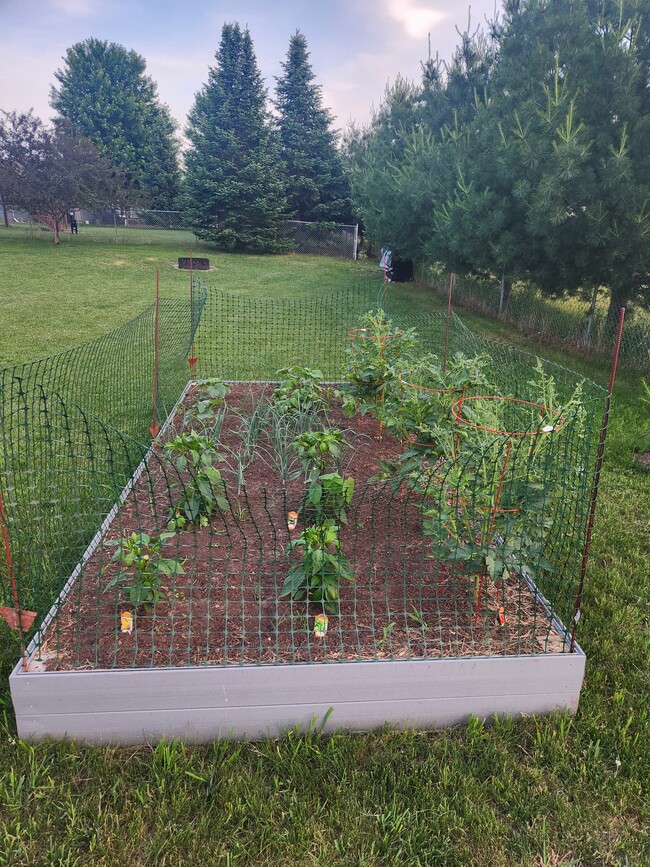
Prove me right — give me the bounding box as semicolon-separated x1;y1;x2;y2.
183;379;229;430
164;431;229;528
342;310;417;410
422;370;587;615
292;428;346;480
380;352;490;451
282;523;353;612
305;471;355;524
164;430;218;471
272;367;326;414
104;531;184;612
414;352;491;392
423;471;555;600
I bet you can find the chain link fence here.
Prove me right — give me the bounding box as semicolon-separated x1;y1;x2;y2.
2;209;359;257
417;267;650;371
280;220;358;260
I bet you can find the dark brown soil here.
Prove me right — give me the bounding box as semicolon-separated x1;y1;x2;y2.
35;383;562;671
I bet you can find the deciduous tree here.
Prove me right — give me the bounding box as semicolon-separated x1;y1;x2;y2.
51;39;180;208
0;110;120;244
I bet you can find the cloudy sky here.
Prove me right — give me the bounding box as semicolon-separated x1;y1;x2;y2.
0;0;498;136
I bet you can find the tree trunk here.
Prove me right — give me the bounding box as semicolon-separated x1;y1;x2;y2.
2;202;8;228
53;219;60;245
605;284;630;333
499;278;513;317
583;286;599;347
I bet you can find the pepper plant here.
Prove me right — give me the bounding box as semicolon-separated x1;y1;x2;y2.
183;379;229;430
272;367;326;414
305;471;355;524
282;523;353;612
104;531;184;612
164;431;229;528
292;428;346;480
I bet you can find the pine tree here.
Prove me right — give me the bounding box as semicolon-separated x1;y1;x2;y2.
478;0;650;323
345;76;422;258
184;24;287;252
50;39;180;208
275;31;352;223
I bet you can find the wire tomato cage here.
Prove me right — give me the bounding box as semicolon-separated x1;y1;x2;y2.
347;326;405;440
447;395;567;626
397;370;466;451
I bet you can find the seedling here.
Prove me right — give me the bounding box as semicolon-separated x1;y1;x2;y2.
407;607;428;632
379;621;395;647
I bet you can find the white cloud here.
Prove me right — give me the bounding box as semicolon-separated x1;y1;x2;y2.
385;0;447;40
321;0;497;128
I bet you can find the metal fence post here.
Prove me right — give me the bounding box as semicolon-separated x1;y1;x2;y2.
569;306;626;652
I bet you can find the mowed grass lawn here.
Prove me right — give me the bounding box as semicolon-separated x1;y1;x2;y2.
0;229;648;865
0;225;380;367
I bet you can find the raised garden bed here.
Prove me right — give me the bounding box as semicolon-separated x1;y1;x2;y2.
10;380;586;744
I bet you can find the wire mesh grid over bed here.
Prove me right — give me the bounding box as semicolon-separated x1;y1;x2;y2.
0;277;607;670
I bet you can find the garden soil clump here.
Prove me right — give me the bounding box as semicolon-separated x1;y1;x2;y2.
38;384;562;671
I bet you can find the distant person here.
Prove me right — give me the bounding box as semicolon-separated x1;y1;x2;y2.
68;211;78;234
379;247;393;281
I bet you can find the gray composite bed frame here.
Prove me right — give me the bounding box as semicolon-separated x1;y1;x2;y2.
9;382;586;745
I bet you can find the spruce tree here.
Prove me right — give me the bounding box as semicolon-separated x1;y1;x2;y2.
184;24;287;252
275;31;352;223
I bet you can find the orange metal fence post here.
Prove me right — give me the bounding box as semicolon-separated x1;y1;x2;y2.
569;307;626;652
0;486;36;670
188;248;197;375
149;269;161;439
